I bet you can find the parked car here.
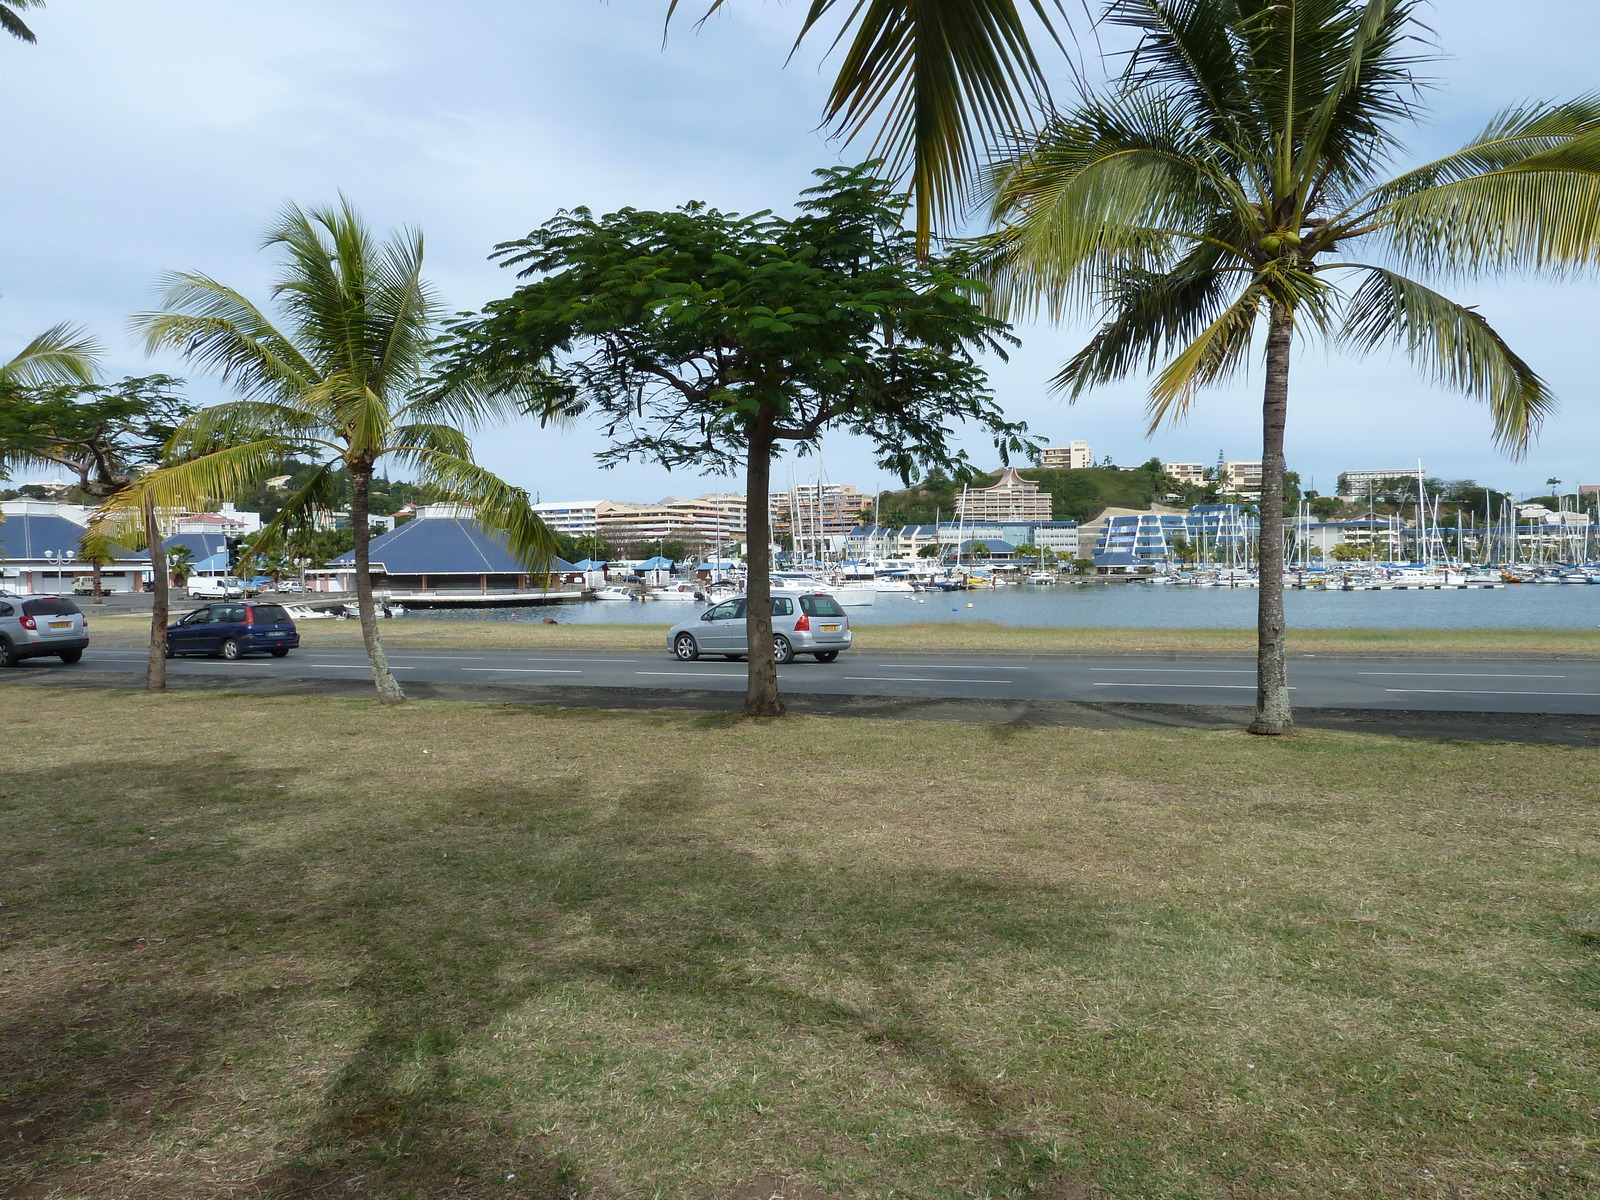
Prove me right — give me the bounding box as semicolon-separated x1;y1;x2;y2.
166;601;300;660
277;580;304;593
0;594;90;666
186;575;246;600
667;589;851;664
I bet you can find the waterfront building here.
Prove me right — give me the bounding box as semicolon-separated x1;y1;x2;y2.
770;483;868;539
532;500;604;537
955;468;1053;523
1337;467;1423;499
0;500;147;593
595;494;746;550
319;508;573;594
1091;504;1257;564
1039;441;1092;470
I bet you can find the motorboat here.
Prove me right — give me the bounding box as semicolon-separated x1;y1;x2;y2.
593;585;639;601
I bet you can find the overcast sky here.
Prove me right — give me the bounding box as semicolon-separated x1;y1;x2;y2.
2;1;1596;502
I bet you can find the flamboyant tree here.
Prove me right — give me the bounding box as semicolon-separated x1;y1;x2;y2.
448;163;1032;716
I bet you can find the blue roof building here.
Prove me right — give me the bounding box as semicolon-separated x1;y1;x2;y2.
0;504;146;594
320;511;574;597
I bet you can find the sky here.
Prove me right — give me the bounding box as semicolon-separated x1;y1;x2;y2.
1;0;1596;503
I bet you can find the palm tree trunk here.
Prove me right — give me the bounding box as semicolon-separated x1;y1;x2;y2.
144;494;169;694
1250;300;1294;736
743;401;785;718
351;465;406;704
91;558;104;604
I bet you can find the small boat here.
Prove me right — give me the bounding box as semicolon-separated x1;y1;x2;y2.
593;585;638;601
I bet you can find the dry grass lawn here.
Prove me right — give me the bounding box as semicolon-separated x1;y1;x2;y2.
4;688;1600;1198
83;612;1600;657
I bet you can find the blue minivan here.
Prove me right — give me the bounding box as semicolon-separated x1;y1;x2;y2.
167;602;300;660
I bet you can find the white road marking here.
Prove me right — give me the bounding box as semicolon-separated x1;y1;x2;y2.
293;663;416;671
881;664;1029;671
1093;682;1295;690
1384;688;1600;697
844;675;1012;684
1090;667;1253;674
635;671;746;678
1358;671;1565;679
462;668;583;675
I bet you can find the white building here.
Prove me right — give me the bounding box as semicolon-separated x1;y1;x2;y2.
1039;441;1092;470
1163;462;1207;485
1338;468;1423;499
532;500;603;537
1221;461;1264;495
955;468;1054;523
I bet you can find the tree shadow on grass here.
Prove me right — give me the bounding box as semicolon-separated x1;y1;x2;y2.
2;750;1111;1199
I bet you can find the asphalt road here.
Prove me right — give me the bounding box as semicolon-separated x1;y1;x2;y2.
22;644;1600;715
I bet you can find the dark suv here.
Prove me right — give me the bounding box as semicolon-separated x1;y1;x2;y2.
167;602;300;659
0;595;90;666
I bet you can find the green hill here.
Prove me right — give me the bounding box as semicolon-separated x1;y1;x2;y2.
873;463;1163;525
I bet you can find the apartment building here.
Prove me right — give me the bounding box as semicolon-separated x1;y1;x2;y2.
954;467;1054;523
1338;467;1422;498
1221;461;1264;495
1039;441;1092;470
531;500;604;537
596;494;746;549
770;482;869;538
1163;462;1207;485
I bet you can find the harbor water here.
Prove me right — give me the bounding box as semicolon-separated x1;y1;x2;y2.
402;582;1600;631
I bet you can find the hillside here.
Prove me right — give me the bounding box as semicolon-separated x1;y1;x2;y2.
873;464;1161;525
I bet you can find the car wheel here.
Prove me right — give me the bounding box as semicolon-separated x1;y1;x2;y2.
165;645;176;659
773;635;795;665
58;649;83;664
0;639;17;668
814;650;840;663
673;633;700;661
270;648;290;658
220;638;242;661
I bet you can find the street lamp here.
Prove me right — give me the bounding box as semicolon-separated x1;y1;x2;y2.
42;549;77;594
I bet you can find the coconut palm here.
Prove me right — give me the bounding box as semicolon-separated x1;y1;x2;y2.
111;199;557;703
981;0;1600;735
670;1;1076;252
0;0;43;43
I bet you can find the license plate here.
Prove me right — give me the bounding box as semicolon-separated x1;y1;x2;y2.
49;620;72;630
821;624;839;631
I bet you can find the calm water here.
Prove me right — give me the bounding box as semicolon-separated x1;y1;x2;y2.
404;582;1600;631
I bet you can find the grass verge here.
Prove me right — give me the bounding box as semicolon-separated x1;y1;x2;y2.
3;689;1599;1198
83;613;1600;656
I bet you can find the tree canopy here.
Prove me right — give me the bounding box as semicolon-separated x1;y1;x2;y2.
449;162;1031;714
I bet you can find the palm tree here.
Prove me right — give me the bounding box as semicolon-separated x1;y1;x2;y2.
110;199;557;703
0;323;98;389
0;0;43;43
981;0;1600;735
669;1;1076;252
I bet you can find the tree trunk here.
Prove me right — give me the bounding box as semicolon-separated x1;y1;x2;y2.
351;466;407;703
742;402;785;718
1250;300;1294;736
144;494;169;694
91;558;104;604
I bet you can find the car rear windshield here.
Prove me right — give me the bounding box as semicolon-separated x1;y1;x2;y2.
798;594;844;617
23;598;81;617
251;604;292;624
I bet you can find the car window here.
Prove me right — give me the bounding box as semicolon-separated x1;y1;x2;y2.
180;609;211;625
215;605;246;623
771;597;793;616
0;602;12;617
799;594;845;618
706;600;743;620
23;598;81;617
251;604;291;624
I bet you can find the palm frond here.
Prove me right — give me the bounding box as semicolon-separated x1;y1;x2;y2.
672;0;1073;252
0;0;42;43
134;274;318;398
0;322;100;388
404;449;560;569
388;422;473;460
240;463;345;562
168;400;337;461
1374;96;1600;275
1340;266;1552;454
1145;283;1265;427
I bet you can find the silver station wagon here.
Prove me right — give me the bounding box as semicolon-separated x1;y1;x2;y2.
668;589;852;664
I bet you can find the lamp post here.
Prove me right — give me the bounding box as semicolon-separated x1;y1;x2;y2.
42;549;77;594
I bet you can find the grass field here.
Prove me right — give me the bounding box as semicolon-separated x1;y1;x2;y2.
4;688;1600;1198
83;612;1600;657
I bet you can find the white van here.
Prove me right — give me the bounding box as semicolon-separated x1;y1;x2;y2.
187;575;246;599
